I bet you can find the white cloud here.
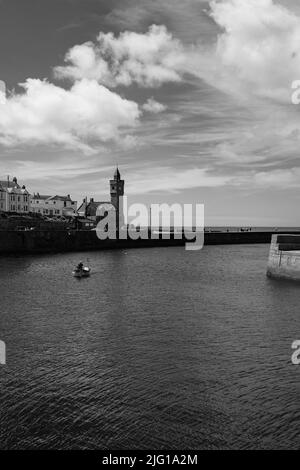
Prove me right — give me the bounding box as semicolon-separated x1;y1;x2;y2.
142;98;167;113
126;167;231;194
253;167;300;188
2;2;300;168
54;25;185;87
0;25;183;154
0;78;140;153
204;0;300;102
54;1;300;104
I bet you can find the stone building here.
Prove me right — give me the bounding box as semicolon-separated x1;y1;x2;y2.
77;168;125;230
0;177;30;213
30;194;77;217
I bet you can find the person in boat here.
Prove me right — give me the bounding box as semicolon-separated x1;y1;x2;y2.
77;262;84;271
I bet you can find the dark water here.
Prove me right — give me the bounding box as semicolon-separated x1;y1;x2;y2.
0;245;299;450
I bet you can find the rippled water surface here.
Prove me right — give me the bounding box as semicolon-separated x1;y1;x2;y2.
0;245;300;449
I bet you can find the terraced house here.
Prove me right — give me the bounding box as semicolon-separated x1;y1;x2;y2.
0;177;30;213
30;193;77;217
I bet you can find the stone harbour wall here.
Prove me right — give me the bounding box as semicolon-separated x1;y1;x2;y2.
267;234;300;281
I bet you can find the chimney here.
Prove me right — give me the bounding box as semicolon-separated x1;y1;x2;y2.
90;198;94;203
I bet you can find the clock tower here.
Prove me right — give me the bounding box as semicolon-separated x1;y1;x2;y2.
110;167;125;232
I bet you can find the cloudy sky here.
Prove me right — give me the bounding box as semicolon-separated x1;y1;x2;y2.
1;0;300;225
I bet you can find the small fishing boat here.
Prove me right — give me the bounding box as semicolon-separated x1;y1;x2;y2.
72;262;91;278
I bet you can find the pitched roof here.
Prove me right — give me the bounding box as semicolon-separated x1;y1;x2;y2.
0;180;21;189
31;194;51;200
31;194;76;202
0;181;30;194
77;200;115;216
86;201;114;216
48;195;73;202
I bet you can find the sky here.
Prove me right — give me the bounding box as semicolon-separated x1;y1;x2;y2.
1;0;300;225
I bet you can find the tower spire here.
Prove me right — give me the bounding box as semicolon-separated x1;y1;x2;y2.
114;166;121;180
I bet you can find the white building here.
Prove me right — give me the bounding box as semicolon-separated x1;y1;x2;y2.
0;177;30;213
30;193;77;217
